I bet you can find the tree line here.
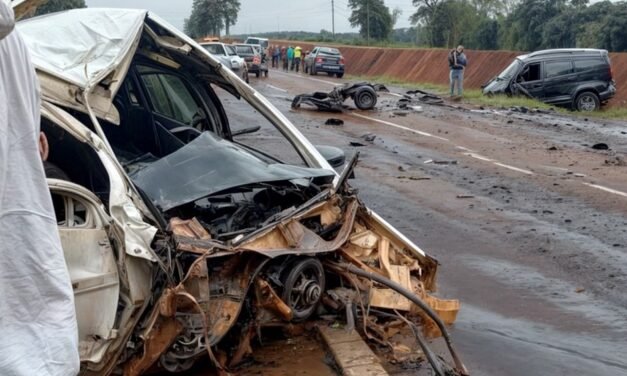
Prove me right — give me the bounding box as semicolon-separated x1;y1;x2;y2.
348;0;627;52
184;0;241;38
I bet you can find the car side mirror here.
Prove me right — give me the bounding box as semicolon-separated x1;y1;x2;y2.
231;125;261;137
315;145;346;168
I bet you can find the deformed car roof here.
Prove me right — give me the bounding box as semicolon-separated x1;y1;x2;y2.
17;8;147;89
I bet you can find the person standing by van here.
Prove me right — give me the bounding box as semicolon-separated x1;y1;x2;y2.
287;45;294;71
0;2;79;375
449;45;467;97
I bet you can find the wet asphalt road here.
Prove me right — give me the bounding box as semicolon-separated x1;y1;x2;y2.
196;69;627;376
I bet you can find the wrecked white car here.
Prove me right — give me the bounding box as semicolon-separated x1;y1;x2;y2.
15;5;466;376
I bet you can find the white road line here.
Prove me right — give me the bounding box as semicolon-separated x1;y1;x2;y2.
466;153;534;175
582;183;627;198
493;162;535;175
456;146;476;152
351;112;450;141
465;153;493;162
266;84;288;92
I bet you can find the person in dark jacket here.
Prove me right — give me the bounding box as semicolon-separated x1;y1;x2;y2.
449;45;467;97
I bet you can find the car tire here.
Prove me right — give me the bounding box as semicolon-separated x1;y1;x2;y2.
310;66;316;76
327;72;333;76
255;71;260;78
280;258;325;322
575;91;600;112
353;87;378;110
336;73;344;78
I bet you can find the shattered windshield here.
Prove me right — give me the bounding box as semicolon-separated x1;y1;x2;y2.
130;132;334;211
498;59;522;80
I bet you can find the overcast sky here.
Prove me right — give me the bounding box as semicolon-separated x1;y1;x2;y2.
85;0;418;34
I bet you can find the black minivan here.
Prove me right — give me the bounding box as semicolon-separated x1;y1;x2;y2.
483;49;616;111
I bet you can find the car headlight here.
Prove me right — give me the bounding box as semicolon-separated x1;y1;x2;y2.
231;59;240;68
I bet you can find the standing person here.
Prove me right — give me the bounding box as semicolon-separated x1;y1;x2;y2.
302;49;309;72
293;46;302;73
0;2;79;376
281;45;288;71
272;45;280;69
287;45;294;71
448;45;467;97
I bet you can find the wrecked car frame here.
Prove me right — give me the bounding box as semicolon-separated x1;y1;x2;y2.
292;82;389;112
16;6;466;376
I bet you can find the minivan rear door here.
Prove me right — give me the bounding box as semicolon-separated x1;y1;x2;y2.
543;59;576;104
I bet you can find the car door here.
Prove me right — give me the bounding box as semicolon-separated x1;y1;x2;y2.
49;180;120;363
543;59;576;104
516;62;544;99
306;48;318;68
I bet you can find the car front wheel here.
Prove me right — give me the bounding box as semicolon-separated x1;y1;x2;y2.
336;72;344;78
575;91;600;112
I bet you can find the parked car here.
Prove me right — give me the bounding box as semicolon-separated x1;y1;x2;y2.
244;36;269;50
304;46;345;78
233;43;269;78
13;4;465;376
200;42;249;83
483;49;616;111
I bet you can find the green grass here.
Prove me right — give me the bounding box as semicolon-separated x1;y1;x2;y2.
346;74;627;120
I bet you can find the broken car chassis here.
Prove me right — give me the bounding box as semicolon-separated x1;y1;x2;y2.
120;158;467;376
292;82;390;112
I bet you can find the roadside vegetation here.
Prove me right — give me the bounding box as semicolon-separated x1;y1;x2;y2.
347;74;627;120
235;0;627;53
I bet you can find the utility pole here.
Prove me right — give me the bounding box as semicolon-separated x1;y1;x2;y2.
331;0;335;39
366;0;370;46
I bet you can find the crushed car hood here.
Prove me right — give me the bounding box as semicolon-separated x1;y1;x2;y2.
131;132;335;211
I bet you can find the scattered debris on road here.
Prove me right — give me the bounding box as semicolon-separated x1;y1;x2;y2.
292;82;389;112
592;143;609;150
425;159;459;165
325;118;344;126
456;194;475;199
350;141;367;147
361;132;377;142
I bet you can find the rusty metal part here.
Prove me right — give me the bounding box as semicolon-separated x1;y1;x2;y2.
255;278;293;321
328;262;468;376
229;325;256;368
123;302;183;376
170;217;212;240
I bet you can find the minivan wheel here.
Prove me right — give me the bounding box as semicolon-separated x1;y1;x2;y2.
575;91;600;112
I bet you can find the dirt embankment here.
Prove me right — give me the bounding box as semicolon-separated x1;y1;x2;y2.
272;40;627;107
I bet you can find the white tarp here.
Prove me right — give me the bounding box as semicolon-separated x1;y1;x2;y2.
16;8;146;89
0;2;79;375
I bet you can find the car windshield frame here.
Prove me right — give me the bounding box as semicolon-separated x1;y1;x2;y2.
235;45;254;55
498;59;523;80
225;45;238;56
202;43;226;56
